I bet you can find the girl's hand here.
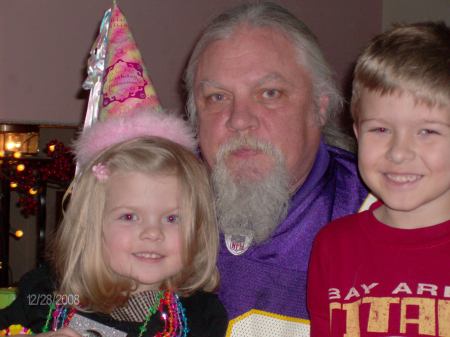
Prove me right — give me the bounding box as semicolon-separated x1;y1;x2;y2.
18;327;82;337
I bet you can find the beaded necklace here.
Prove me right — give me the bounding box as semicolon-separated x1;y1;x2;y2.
42;291;189;337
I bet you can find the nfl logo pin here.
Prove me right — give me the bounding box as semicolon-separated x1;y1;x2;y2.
225;233;253;255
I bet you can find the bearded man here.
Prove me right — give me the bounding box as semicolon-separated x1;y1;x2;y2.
184;2;370;336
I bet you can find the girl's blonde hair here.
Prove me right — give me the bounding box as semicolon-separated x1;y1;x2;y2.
50;137;219;313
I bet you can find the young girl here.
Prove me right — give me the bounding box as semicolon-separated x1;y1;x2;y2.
0;112;228;337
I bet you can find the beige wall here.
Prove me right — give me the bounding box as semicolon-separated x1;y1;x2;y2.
0;0;381;126
383;0;450;31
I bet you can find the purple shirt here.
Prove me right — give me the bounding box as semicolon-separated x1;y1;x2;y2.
218;142;368;335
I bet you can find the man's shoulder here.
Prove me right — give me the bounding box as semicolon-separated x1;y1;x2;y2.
323;145;369;212
325;144;367;187
325;144;358;173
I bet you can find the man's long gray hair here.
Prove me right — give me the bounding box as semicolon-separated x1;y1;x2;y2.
211;136;290;243
184;1;352;150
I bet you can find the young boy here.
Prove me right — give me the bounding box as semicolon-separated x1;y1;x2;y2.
307;22;450;337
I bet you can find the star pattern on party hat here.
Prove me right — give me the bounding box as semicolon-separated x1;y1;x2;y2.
100;2;161;120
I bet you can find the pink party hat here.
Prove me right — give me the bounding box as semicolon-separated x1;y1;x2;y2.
76;3;196;168
75;108;196;167
100;2;160;120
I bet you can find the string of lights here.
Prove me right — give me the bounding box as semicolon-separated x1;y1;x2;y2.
0;140;75;217
0;139;75;286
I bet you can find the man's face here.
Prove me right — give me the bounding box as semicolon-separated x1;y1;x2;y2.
194;26;325;190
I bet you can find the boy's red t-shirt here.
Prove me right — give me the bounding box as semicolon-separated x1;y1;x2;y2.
308;202;450;337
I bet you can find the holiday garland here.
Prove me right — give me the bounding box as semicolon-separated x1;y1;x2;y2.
0;140;75;217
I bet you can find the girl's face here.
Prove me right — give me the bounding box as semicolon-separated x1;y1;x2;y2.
102;171;184;292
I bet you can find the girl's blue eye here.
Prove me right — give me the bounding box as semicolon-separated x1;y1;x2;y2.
419;129;439;136
165;214;179;224
120;213;138;221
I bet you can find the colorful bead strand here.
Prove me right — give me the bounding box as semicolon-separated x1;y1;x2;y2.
40;290;188;336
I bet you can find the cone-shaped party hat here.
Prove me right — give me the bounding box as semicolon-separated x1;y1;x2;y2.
76;2;195;168
100;2;161;120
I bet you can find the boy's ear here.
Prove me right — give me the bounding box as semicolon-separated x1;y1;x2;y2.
353;123;359;140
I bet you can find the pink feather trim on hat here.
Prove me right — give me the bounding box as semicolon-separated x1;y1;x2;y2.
74;109;196;167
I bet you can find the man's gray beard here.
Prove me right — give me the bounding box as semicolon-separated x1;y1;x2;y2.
211;137;290;244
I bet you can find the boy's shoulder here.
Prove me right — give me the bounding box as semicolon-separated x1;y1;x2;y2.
315;206;375;244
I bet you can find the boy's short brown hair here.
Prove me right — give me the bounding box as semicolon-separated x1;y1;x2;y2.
351;22;450;121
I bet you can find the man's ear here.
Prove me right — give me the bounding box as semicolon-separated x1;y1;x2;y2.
353;122;359;140
317;95;329;126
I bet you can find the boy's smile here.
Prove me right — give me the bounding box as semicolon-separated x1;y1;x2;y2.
384;173;422;184
382;172;424;186
354;89;450;229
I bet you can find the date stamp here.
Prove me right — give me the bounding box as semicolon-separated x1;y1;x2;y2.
27;293;80;306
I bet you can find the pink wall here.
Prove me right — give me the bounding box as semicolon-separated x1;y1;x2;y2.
0;0;381;125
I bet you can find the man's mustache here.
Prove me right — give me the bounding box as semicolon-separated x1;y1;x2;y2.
217;136;277;160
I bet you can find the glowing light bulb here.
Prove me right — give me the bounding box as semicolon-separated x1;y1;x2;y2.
10;182;18;189
6;142;15;151
0;151;4;157
14;230;24;238
48;144;56;152
16;164;25;172
29;187;38;195
13;151;22;159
